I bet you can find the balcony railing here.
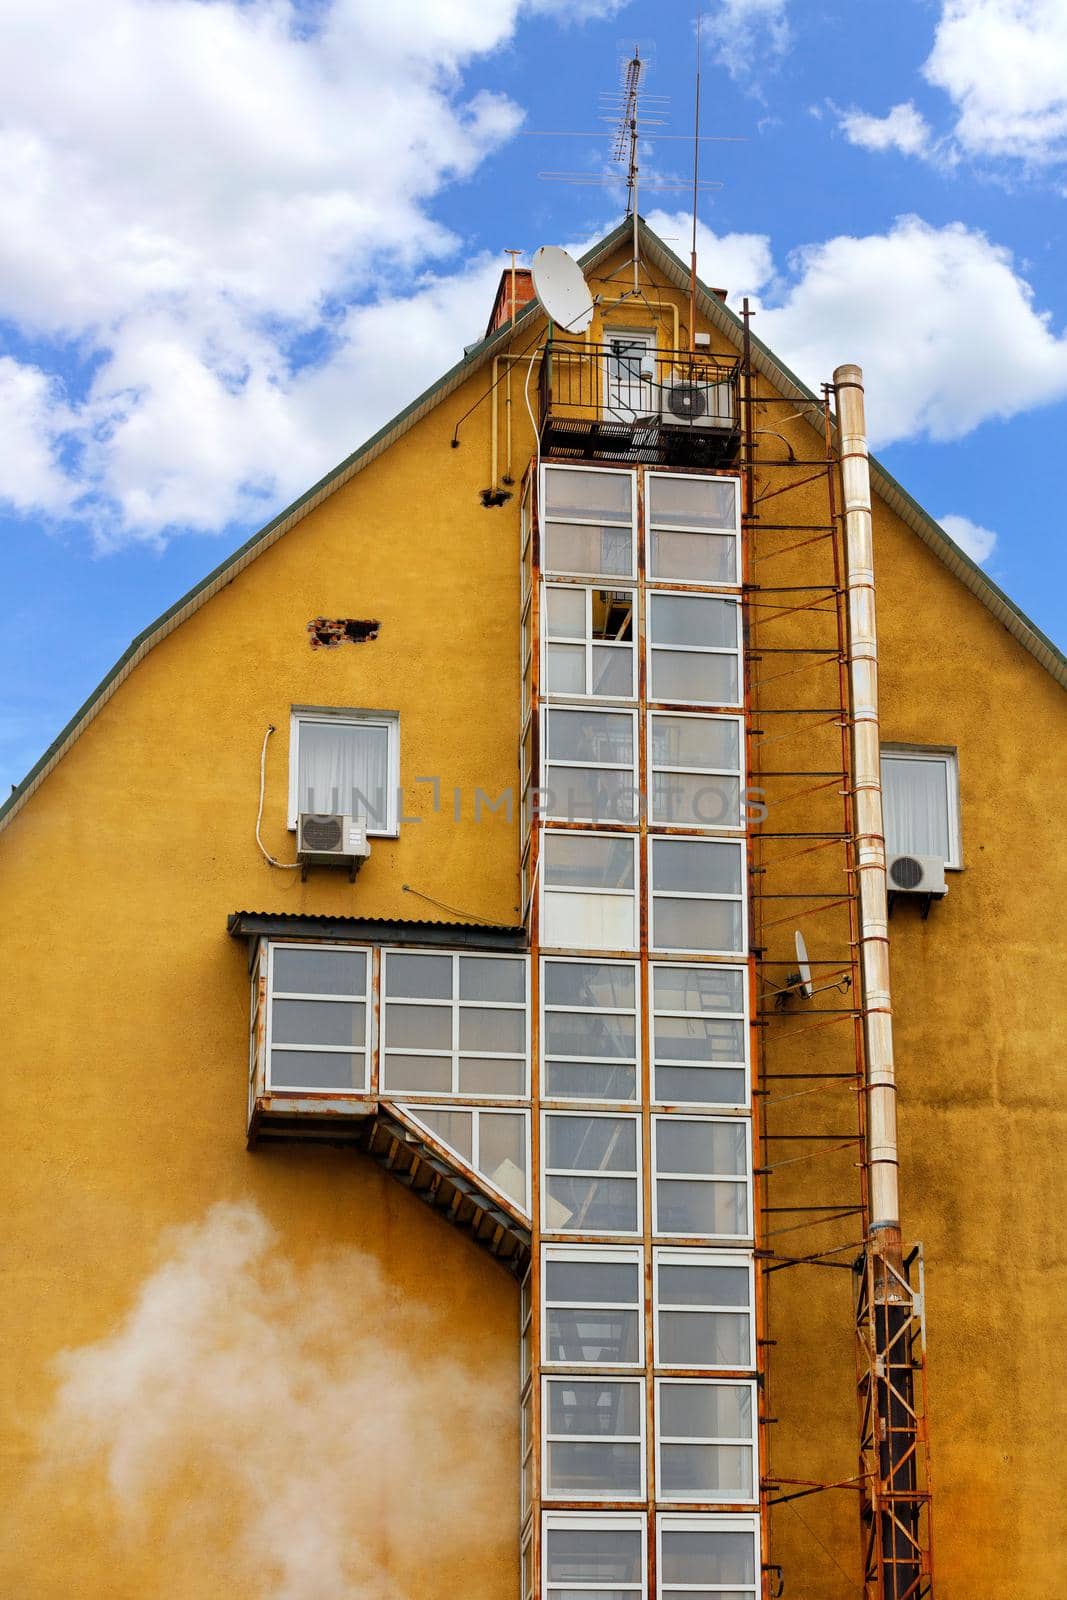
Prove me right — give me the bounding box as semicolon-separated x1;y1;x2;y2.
538;342;741;467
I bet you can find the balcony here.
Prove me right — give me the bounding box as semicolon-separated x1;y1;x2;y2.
538;342;741;469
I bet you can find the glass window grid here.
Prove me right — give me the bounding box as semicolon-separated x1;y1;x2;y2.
402;1102;531;1215
645;594;743;712
287;708;400;835
541;1244;645;1370
542;1110;643;1238
540;830;640;954
646;471;742;589
539;464;638;583
265;940;372;1094
380;949;529;1100
647;711;746;833
651;962;749;1110
651;1115;754;1242
522;1268;534;1388
652;1249;757;1372
522;1385;534;1521
650;838;748;958
543;1511;648;1600
542;706;639;826
880;745;962;868
542;1375;647;1502
542;582;638;702
541;956;641;1105
655;1514;760;1598
654;1378;759;1505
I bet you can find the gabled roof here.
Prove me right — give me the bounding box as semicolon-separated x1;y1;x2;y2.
2;217;1063;832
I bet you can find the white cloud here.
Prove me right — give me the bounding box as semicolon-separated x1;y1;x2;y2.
38;1201;513;1600
838;102;933;157
644;211;775;307
705;0;791;83
924;0;1067;165
0;358;77;515
938;513;998;563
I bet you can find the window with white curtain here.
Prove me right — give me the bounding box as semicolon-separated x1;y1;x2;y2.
881;747;960;868
288;708;399;835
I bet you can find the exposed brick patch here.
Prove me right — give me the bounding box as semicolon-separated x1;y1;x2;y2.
307;618;381;649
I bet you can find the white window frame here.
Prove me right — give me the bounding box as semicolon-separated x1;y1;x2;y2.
880;744;962;869
650;961;749;1110
540;829;640;954
540;463;639;583
265;940;372;1094
521;1268;533;1389
542;705;639;825
287;705;400;835
542;1244;645;1370
380;948;530;1100
653;1248;756;1372
522;1383;534;1522
400;1102;532;1216
603;327;658;424
542;582;637;702
655;1513;760;1597
542;1109;643;1238
646;593;743;711
647;710;746;833
654;1377;759;1505
645;471;742;589
652;1114;754;1242
541;955;641;1104
542;1375;647;1502
650;837;748;958
543;1511;648;1600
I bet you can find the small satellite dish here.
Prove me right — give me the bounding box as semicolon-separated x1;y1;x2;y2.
531;245;595;333
794;930;813;1000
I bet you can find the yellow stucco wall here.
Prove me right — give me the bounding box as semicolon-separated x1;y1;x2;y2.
1;247;1064;1598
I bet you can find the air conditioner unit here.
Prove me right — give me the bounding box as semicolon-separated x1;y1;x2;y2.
887;852;946;897
297;813;371;876
660;374;734;430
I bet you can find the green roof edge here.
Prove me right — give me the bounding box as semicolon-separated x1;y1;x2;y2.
2;214;1061;830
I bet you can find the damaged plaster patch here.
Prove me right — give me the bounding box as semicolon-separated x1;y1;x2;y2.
307;617;381;648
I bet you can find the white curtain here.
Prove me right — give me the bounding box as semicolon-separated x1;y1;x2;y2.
882;756;950;859
298;721;390;827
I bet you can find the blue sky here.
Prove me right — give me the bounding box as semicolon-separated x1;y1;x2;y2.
2;0;1066;794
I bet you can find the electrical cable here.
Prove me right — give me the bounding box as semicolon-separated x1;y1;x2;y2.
256;725;301;870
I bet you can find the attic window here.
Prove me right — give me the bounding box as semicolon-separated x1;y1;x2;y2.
307;617;381;649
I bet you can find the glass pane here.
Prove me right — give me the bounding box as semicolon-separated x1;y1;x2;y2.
457;1056;525;1095
547;1060;638;1101
298;720;390;825
651;649;739;707
480;1112;527;1203
654;966;744;1014
547;644;587;694
544;961;637;1009
652;773;741;829
547;1307;641;1365
546;1259;641;1304
660;1528;755;1584
658;1120;749;1175
659;1309;752;1367
546;767;639;825
591;645;634;698
655;1064;747;1106
658;1180;748;1236
882;755;952;859
459;1006;525;1053
545;1010;637;1060
546;1115;638;1171
546;1176;640;1234
546;586;587;638
659;1443;753;1498
653;839;742;896
659;1261;752;1309
545;1527;643;1584
385;952;453;1000
268;1049;360;1090
381;1053;452;1093
459;956;525;1003
549;709;634;766
651;528;737;584
546;1441;642;1496
650;594;738;649
544;468;632;520
544;522;633;578
654;1016;746;1064
652;715;739;772
385;1002;452;1050
416;1108;473;1161
272;999;365;1048
547;1380;642;1434
544;834;635;890
653;898;743;954
649;475;737;529
273;946;365;997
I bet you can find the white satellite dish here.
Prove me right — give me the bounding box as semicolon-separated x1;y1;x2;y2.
531;245;595;333
794;930;813;1000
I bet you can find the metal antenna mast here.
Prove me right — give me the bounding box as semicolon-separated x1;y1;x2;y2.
614;48;643;290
